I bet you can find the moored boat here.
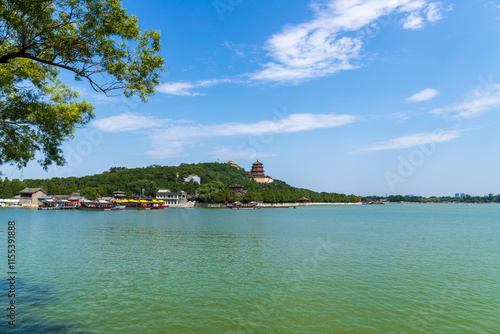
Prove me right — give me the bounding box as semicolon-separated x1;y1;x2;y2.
149;200;168;209
229;201;262;210
79;200;124;211
117;199;167;210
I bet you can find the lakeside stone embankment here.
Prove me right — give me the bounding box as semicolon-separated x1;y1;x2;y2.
195;202;362;208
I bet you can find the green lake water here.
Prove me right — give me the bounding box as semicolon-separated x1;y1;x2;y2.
0;204;499;333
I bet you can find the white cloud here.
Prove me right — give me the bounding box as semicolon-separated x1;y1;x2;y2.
149;113;357;141
92;94;120;104
392;111;414;121
426;2;450;22
402;12;425;29
157;78;237;96
252;0;449;82
146;141;188;159
406;88;439;102
209;145;277;160
358;129;464;152
156;82;199;96
72;86;119;103
159;0;451;94
147;113;356;158
431;85;500;118
91;113;166;132
95;112;356;158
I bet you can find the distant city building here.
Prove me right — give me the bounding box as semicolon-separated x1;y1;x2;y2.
156;189;188;206
226;161;240;170
18;188;47;205
455;193;460;198
248;160;273;183
184;174;201;184
460;193;466;198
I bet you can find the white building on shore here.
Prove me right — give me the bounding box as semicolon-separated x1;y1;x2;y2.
156;189;190;207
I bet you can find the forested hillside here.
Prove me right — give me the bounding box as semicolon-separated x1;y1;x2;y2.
0;162;361;203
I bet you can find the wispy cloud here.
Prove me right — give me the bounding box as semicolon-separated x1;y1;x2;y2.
91;113;167;132
406;88;439;102
149;113;357;141
157;78;237;96
402;12;425;29
402;2;451;29
156;82;198;96
209;145;277;160
93;112;356;158
145;141;188;159
253;0;450;82
72;86;120;104
158;0;451;95
358;129;464;152
392;111;415;122
431;85;500;118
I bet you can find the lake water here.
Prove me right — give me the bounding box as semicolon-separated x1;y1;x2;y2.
0;204;499;333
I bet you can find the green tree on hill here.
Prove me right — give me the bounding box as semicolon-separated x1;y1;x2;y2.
198;181;225;203
18;162;363;203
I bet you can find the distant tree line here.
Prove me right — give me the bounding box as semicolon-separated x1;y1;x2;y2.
0;162;360;203
0;178;28;199
371;194;500;203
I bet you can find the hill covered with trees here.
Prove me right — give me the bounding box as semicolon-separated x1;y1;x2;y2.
1;162;361;203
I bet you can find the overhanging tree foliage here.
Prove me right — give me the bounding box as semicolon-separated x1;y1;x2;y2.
0;0;164;169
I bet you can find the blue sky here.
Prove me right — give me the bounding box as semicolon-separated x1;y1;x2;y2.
4;0;500;196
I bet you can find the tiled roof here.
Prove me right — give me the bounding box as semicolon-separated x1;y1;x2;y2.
20;188;47;194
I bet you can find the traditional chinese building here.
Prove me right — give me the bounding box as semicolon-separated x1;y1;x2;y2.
18;188;47;205
226;161;240;170
229;184;247;196
249;160;273;183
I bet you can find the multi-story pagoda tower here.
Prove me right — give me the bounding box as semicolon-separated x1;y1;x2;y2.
250;160;265;177
249;160;273;183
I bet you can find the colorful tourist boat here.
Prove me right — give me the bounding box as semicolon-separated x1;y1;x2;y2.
117;199;168;210
79;200;125;211
149;200;168;209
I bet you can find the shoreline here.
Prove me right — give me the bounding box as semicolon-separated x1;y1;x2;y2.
195;202;362;208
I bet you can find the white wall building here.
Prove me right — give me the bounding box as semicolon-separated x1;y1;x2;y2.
156;189;188;207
